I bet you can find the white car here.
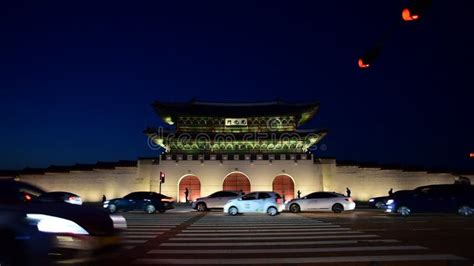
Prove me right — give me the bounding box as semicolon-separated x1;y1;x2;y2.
286;192;356;213
192;191;244;211
223;191;284;216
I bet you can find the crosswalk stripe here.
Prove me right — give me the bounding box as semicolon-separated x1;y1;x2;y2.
191;222;330;224
175;231;362;236
170;234;379;241
126;224;181;226
133;254;465;264
148;245;427;254
123;231;164;234
187;225;337;228
126;227;169;231
119;213;466;266
182;228;349;232
126;227;175;229
122;239;148;244
123;235;157;239
160;239;400;247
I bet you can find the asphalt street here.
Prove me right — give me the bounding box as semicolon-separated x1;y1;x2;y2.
95;207;473;266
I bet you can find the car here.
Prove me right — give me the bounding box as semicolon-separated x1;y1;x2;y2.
385;184;474;216
192;190;244;211
286;192;356;213
223;191;284;216
0;179;124;263
37;191;83;205
136;192;175;210
0;178;48;204
152;193;176;210
0;208;53;266
103;191;169;214
368;190;412;209
0;179;83;206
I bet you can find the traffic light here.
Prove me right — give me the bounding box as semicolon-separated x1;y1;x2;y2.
160;171;165;183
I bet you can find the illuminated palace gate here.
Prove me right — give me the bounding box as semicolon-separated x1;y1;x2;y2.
223;173;251;194
178;175;201;202
147;100;327;198
272;175;295;201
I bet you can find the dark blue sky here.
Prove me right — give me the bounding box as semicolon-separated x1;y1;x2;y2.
1;1;473;171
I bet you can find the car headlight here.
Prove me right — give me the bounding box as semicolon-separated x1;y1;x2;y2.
386;199;394;205
27;214;89;235
368;199;374;202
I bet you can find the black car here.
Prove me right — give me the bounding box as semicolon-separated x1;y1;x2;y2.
0;179;122;263
368;190;412;208
37;191;83;205
0;207;53;266
0;179;46;204
103;191;170;214
386;184;474;216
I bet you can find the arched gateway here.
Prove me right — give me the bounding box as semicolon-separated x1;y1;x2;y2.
178;175;201;202
223;172;251;193
272;175;295;201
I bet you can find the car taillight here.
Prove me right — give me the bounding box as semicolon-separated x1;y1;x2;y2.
345;198;353;202
69;196;77;201
276;198;283;204
24;193;32;201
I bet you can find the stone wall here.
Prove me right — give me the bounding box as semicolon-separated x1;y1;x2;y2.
9;158;473;202
324;160;474;200
17;166;142;202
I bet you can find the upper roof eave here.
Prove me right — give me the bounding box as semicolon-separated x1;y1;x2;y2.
152;100;320;126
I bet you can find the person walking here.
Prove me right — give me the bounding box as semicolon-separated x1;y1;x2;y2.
388;188;393;196
102;194;106;202
184;187;189;203
297;190;301;199
346;187;351;197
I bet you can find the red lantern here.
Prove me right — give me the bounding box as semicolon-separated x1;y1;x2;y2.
402;8;419;21
358;58;370;68
402;0;431;22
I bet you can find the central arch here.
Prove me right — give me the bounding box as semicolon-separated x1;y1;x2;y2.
273;174;295;201
178;175;201;203
223;172;251;193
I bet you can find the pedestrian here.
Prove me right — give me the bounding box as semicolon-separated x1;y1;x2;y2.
346;187;351;197
297;190;301;199
388;188;393;196
184;187;189;203
102;194;106;202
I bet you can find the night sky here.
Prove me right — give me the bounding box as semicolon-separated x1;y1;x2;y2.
1;1;473;171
